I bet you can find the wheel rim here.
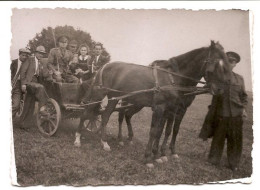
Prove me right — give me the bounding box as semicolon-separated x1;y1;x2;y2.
16;100;24;118
36;99;61;137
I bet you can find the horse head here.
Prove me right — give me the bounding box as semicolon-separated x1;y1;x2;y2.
204;40;232;95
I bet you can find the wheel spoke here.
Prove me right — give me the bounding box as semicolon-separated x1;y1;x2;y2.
49;119;57;129
48;122;52;134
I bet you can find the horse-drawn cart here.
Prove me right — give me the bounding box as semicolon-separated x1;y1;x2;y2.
35;81;135;137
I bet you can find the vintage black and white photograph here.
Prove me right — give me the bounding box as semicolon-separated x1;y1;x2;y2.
10;8;253;186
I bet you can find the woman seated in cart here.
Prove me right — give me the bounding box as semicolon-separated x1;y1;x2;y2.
76;43;109;103
70;43;92;82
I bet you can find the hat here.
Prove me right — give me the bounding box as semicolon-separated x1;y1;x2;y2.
35;46;46;54
226;51;240;63
69;40;78;46
57;35;69;43
19;48;31;54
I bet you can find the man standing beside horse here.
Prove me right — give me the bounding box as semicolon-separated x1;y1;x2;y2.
200;51;248;172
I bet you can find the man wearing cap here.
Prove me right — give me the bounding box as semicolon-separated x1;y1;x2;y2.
19;46;50;129
201;51;248;172
48;35;78;83
11;48;30;124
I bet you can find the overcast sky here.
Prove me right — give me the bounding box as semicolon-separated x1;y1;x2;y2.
11;9;252;91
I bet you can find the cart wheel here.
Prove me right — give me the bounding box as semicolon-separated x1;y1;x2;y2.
16;93;26;118
84;115;101;133
16;99;24;118
36;98;61;137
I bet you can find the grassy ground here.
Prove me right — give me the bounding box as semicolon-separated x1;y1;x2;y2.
13;93;253;186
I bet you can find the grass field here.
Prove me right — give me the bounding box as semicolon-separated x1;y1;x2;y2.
13;93;253;186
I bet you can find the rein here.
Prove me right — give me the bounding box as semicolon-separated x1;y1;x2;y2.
84;52;215;105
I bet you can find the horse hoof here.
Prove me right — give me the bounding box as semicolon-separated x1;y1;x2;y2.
119;141;124;146
74;141;81;147
101;140;111;152
172;154;179;159
146;163;154;168
155;158;163;164
103;146;111;152
161;156;168;162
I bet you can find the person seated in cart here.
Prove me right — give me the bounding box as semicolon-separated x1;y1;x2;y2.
47;35;79;83
11;48;31;126
18;46;52;130
77;42;109;103
68;39;78;55
70;43;92;82
88;43;109;76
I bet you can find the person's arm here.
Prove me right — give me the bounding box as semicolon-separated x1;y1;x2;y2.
20;59;31;91
240;77;248;107
240;76;248;118
47;49;57;73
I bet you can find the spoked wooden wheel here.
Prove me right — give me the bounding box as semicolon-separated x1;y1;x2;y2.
16;99;24;118
36;98;61;137
84;115;101;133
16;93;26;118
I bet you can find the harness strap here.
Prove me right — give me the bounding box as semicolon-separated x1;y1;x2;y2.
152;65;160;90
98;63;108;87
168;70;175;84
151;63;161;110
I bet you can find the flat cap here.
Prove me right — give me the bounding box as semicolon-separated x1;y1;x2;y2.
35;45;47;54
19;48;31;54
226;51;240;63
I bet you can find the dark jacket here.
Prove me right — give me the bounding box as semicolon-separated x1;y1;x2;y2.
217;72;248;117
199;95;220;141
20;57;50;85
199;72;248;140
88;55;109;73
48;47;74;74
11;59;19;81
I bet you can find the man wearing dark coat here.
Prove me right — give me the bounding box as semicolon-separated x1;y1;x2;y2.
11;48;30;124
199;51;248;171
88;43;109;76
19;46;51;129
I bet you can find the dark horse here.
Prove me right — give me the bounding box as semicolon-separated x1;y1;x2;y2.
116;60;198;161
74;41;231;167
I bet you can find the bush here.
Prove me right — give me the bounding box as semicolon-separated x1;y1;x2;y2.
27;25;110;60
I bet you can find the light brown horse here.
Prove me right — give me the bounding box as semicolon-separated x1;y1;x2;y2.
74;41;231;167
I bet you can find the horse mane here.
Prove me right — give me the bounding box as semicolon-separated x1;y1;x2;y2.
168;47;208;71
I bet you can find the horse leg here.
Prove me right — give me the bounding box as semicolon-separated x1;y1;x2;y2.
169;108;187;158
160;113;175;160
100;99;119;151
144;104;165;168
118;110;125;146
74;114;87;147
153;115;167;164
125;106;143;144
